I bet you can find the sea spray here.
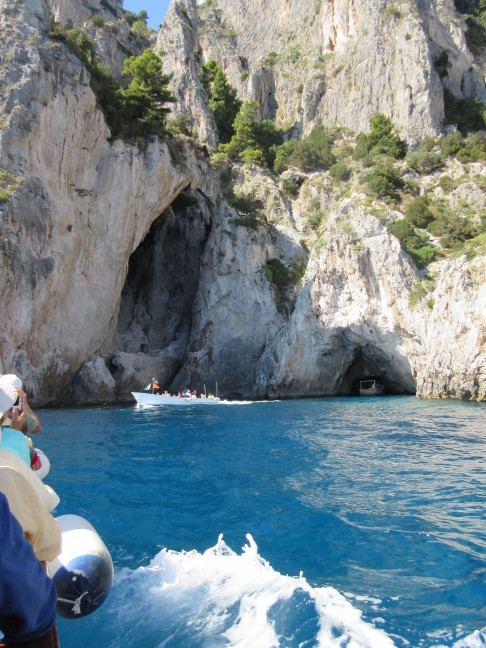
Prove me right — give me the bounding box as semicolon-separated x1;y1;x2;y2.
108;534;396;647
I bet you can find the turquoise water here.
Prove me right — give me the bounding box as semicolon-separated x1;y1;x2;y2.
36;397;485;647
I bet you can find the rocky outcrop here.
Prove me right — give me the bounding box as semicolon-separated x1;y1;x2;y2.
0;0;214;404
0;0;484;404
186;0;486;144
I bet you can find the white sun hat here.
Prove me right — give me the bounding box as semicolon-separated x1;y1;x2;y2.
0;374;22;390
0;383;18;416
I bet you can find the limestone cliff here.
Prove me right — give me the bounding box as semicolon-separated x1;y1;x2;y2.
0;0;484;405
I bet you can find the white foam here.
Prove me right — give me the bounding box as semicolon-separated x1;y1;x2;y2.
112;534;396;647
452;627;486;647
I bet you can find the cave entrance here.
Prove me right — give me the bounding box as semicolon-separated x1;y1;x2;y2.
339;344;415;396
107;188;212;390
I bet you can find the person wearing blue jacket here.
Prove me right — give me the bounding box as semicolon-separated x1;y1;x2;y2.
0;493;59;647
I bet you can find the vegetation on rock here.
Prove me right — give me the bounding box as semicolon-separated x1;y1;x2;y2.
200;60;241;143
219;100;283;167
49;24;174;141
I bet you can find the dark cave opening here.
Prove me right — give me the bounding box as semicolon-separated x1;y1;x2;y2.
339;345;416;396
110;189;212;388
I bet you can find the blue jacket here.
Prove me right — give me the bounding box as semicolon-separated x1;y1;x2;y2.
0;493;57;644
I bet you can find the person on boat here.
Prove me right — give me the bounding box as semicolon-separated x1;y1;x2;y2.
0;374;41;434
0;492;60;648
0;384;31;467
0;376;43;471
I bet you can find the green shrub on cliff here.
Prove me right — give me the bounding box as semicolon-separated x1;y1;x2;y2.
49;25;175;141
443;89;486;134
405;195;435;228
390;220;437;268
219;100;283;167
454;0;486;55
200;60;241;143
121;48;176;138
366;162;404;199
353;113;406;161
273;126;335;173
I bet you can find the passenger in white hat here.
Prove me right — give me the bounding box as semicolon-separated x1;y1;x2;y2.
0;373;41;434
0;384;30;465
0;383;61;563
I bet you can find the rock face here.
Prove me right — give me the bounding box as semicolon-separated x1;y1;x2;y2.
0;0;484;404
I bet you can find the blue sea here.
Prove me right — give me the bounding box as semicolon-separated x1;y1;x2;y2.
36;396;485;648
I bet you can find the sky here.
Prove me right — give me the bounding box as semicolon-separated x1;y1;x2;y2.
123;0;171;30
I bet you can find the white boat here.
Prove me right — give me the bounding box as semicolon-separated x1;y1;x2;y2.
132;391;221;407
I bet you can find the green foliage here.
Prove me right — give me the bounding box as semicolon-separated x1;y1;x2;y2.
166;114;193;136
391;220;423;249
427;201;480;249
454;0;486;55
53;25;176;141
210;69;242;143
390;220;436;268
409;280;427;308
281;179;300;196
329;162;351;182
439;175;454;194
199;60;219;94
273;146;291;174
439;131;486;163
405;195;434;228
410;245;438;268
353;113;406;161
92;14;105;27
273;126;335;173
226;188;265;228
0;166;20;203
366;162;404;199
219;100;284;167
308;209;325;230
263;258;303;313
264;258;292;288
132;20;150;36
123;11;139;26
443;88;486;134
406;138;443;174
121;48;176;138
200;60;241;143
262;51;280;66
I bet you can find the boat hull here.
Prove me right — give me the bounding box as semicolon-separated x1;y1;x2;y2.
359;387;384;396
132;392;221;407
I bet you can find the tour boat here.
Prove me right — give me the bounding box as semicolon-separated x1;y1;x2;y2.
359;379;384;396
132;379;221;407
132;391;221;407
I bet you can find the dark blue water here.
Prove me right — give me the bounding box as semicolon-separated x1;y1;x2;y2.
36;397;485;647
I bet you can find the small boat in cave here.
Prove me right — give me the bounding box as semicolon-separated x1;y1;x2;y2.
359;379;384;396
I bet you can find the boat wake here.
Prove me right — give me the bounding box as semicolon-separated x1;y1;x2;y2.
69;533;486;648
100;535;397;647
